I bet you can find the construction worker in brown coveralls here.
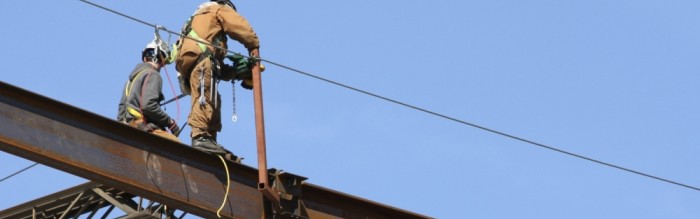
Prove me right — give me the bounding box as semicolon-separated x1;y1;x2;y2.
118;37;181;142
173;0;260;155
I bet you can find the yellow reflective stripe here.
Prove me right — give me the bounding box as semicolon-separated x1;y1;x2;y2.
124;69;149;119
123;82;130;97
125;69;148;97
188;31;209;52
127;107;143;119
167;43;178;64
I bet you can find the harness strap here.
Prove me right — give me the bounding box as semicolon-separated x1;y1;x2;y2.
188;29;225;66
187;28;225;109
176;7;228;108
188;30;209;53
125;69;148;97
124;68;152;120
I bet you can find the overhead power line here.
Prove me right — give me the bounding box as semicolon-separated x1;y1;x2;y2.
79;0;700;192
0;163;38;183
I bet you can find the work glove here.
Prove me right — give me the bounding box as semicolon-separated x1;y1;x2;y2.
219;64;237;81
241;79;253;90
168;119;181;136
249;48;259;58
240;48;262;90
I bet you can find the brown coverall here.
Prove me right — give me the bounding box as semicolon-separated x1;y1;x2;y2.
176;2;259;140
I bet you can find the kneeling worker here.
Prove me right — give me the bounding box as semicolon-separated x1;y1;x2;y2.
117;37;181;142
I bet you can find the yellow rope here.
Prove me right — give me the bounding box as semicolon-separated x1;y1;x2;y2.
216;155;231;218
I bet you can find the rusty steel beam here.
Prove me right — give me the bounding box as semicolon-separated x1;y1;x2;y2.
0;81;263;219
301;183;431;219
0;81;431;219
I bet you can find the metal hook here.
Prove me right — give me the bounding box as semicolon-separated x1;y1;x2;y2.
154;25;164;42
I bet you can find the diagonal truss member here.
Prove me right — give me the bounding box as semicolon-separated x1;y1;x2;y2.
0;81;431;219
0;182;185;219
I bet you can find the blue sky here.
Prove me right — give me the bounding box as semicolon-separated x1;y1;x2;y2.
2;1;700;218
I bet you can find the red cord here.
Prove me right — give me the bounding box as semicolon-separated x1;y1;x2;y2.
163;66;181;123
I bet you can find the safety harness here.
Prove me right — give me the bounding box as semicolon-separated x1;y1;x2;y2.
172;5;227;108
123;67;158;132
124;68;150;119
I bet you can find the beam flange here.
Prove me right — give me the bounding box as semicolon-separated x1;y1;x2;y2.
0;81;431;219
0;82;263;219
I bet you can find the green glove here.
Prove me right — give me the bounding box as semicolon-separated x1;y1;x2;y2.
226;53;252;79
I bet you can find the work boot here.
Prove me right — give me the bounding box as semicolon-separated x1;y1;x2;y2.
192;136;228;156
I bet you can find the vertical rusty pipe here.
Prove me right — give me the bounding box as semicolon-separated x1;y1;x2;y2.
250;49;269;191
251;50;281;211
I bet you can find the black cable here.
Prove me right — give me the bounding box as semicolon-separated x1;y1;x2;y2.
79;0;249;59
80;0;155;29
79;0;700;192
161;93;187;106
0;163;38;183
268;60;700;192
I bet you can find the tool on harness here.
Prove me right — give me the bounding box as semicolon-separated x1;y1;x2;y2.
172;7;227;107
212;59;220;109
231;81;238;122
199;66;206;106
